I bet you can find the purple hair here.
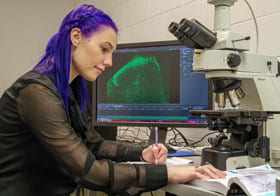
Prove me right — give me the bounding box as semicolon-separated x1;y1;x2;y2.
33;4;118;113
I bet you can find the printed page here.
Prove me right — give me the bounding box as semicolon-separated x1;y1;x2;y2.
165;157;194;166
189;171;237;195
228;166;280;196
189;164;275;195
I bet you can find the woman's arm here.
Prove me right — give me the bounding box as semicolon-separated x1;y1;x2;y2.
85;126;148;162
16;83;167;192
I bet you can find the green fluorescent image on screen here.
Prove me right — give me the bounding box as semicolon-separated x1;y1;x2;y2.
106;55;169;104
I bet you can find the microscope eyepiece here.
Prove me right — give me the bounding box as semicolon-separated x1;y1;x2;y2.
169;18;217;49
168;22;179;34
169;20;202;49
179;18;197;37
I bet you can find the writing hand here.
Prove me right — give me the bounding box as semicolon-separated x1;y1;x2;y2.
142;143;168;164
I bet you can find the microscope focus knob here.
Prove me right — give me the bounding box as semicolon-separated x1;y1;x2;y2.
227;53;241;68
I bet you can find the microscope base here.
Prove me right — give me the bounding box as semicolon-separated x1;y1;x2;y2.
201;147;247;170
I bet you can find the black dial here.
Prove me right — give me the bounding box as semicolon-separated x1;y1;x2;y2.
227;53;241;67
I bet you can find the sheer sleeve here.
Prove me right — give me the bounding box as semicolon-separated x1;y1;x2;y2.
85;127;147;162
16;84;167;193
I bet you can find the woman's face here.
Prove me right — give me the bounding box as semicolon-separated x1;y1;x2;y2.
70;26;117;83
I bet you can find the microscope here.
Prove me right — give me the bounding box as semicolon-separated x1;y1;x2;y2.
169;0;280;170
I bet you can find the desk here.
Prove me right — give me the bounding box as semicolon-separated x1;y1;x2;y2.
162;183;222;196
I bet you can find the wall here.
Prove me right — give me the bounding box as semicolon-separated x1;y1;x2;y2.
77;0;280;56
0;0;74;96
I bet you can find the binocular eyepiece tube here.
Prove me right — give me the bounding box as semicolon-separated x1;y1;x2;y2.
168;18;217;49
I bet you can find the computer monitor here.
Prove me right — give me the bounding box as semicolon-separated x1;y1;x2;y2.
92;40;211;129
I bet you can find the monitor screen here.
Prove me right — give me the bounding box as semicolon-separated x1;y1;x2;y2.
92;40;211;128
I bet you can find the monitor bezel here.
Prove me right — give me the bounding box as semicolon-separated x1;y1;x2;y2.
91;40;212;128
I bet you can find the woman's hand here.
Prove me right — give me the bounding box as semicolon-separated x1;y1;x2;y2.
167;164;226;184
142;143;168;164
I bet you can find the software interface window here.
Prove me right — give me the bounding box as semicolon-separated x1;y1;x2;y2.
94;42;209;126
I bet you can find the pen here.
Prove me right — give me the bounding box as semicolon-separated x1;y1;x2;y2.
155;126;158;164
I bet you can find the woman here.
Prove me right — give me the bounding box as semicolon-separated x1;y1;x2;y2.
0;4;225;196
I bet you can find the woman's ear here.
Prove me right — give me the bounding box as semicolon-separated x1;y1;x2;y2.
70;28;82;47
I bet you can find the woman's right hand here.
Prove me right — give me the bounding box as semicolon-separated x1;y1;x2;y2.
167;164;226;184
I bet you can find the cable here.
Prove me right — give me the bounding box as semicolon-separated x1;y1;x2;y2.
173;127;191;146
117;126;149;144
243;0;259;53
117;126;218;149
167;127;215;148
167;127;191;147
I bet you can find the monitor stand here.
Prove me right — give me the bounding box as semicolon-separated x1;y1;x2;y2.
148;127;168;145
94;126;117;141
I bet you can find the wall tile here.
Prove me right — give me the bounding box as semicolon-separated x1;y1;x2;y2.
118;24;137;43
257;13;280;56
181;0;196;5
231;0;256;24
124;0;150;26
109;4;124;30
134;14;167;42
256;0;280;17
149;0;181;17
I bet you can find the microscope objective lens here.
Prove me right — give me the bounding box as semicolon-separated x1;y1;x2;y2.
235;87;245;99
215;92;226;108
228;90;240;107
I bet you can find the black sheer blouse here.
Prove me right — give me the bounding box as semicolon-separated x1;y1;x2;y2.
0;70;167;196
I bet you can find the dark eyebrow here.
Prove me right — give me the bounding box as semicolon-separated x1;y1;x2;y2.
105;42;116;51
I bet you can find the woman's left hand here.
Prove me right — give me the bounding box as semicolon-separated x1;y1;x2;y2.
142;143;168;164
